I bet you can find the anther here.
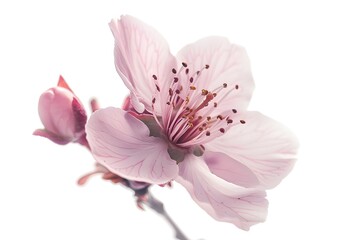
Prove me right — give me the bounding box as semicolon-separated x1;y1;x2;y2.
227;119;233;124
206;131;211;136
156;84;160;92
174;77;179;83
207;116;211;121
190;86;196;90
235;85;239;90
240;120;246;124
169;88;173;96
185;68;189;74
175;89;181;94
190;77;194;83
232;109;237;113
223;83;228;88
205;64;210;69
152;75;157;80
182;62;188;67
217;115;224;120
219;128;225;133
172;68;177;74
201;89;209;95
152;98;156;104
214;102;218;107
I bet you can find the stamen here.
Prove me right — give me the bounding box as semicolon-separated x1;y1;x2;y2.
162;61;242;146
201;89;209;95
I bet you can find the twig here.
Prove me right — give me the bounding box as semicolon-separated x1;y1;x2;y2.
145;193;190;240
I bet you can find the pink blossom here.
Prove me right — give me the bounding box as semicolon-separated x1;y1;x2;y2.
34;76;87;145
85;15;298;230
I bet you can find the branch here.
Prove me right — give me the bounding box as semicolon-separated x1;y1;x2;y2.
145;193;190;240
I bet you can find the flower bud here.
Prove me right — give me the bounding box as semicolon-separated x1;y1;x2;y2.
33;76;87;145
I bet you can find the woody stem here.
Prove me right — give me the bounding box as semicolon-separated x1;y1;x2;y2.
145;193;190;240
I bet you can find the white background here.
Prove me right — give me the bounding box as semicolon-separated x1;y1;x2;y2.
1;0;360;239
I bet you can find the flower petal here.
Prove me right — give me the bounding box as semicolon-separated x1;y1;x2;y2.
177;36;254;111
204;151;260;188
33;128;70;145
206;111;299;189
109;15;176;113
86;107;178;184
176;154;268;230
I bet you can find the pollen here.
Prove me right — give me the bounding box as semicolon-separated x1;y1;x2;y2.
153;62;243;146
202;89;209;95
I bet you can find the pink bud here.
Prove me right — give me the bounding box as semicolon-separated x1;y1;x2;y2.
33;76;87;145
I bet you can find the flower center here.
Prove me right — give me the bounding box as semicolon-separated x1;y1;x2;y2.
151;62;246;148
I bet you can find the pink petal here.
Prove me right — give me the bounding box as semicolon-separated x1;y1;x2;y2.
176;154;268;230
176;37;254;112
109;15;176;113
86;107;178;184
204;151;260;188
33;129;70;145
205;111;299;189
38;88;77;138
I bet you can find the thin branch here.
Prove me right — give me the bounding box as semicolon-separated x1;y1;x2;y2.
145;193;190;240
